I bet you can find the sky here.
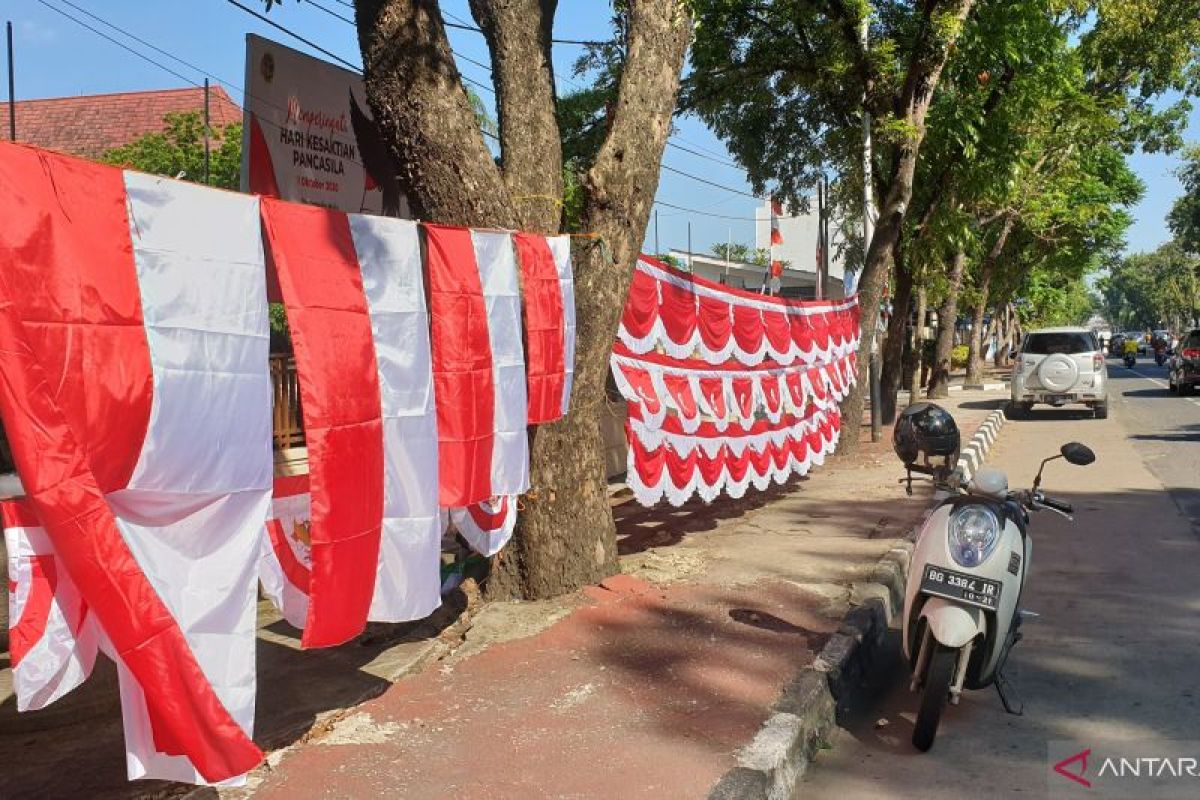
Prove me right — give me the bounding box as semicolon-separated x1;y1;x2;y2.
5;0;1195;259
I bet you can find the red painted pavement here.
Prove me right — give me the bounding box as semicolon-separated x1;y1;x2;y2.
255;575;835;799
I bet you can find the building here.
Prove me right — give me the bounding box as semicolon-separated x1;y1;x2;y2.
666;250;824;297
1;85;241;158
754;198;849;299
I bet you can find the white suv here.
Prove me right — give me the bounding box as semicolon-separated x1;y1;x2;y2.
1009;327;1108;419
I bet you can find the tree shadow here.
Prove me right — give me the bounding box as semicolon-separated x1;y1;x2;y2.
0;588;472;799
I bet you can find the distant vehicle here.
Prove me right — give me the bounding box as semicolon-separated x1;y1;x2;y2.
1108;333;1126;356
1122;330;1148;355
1010;327;1108;419
1168;329;1200;395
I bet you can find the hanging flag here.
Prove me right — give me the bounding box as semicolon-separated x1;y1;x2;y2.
770;197;785;246
449;496;518;557
771;259;784;278
425;225;530;507
260;200;444;647
0;143;270;784
514;233;576;423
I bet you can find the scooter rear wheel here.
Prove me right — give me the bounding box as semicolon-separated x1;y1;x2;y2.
913;643;956;752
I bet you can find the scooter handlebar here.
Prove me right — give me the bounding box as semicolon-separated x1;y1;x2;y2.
1039;496;1073;514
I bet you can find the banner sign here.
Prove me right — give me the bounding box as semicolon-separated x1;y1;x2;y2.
240;34;408;216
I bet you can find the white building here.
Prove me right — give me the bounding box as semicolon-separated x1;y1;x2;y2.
753;198;848;299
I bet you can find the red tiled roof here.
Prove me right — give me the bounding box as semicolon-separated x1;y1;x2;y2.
0;85;243;158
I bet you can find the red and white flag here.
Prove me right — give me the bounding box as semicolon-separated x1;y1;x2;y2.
0;144;270;783
770;197;785;246
258;475;313;630
425;225;530;506
449;496;518;556
515;233;576;423
260;201;444;647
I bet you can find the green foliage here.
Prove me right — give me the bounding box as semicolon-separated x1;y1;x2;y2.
1098;241;1200;330
102;111;242;190
1168;145;1200;254
950;344;970;369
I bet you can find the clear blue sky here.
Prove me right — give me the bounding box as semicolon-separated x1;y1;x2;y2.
6;0;1192;258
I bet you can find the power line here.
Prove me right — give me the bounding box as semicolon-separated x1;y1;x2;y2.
439;8;606;47
660;163;760;199
665;140;742;169
300;0;354;27
223;0;360;71
653;200;761;221
35;0;200;87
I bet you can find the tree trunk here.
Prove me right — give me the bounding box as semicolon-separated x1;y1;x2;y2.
357;0;692;600
908;286;927;400
965;215;1014;385
927;247;967;398
837;0;976;453
879;240;911;425
487;1;692;600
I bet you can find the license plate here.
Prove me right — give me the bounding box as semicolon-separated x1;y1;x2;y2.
1043;394;1070;404
920;565;1001;610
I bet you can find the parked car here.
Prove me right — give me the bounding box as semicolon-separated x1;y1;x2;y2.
1010;327;1108;419
1168;329;1200;395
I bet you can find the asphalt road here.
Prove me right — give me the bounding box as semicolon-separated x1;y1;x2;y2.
799;362;1200;798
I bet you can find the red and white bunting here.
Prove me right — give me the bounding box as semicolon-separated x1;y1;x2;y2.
625;406;842;506
516;234;576;423
0;144;269;784
4;500;98;713
262;201;443;648
618;257;861;366
449;496;519;557
426;226;531;507
610;345;857;432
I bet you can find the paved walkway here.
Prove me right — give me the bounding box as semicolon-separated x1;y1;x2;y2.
0;393;1003;799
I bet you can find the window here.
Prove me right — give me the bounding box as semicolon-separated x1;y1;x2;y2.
1022;332;1096;355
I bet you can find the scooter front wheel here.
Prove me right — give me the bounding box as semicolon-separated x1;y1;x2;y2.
913;643;956;752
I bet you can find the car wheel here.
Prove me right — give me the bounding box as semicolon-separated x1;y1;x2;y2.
1006;402;1025;420
1182;382;1195;396
1093;402;1108;420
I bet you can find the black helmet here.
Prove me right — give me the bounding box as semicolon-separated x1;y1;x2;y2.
893;402;960;465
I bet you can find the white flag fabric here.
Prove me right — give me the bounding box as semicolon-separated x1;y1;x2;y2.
0;144;270;784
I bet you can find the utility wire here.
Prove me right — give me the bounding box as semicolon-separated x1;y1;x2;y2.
35;0;200;87
660;163;760;199
439;8;606;47
665;140;743;170
301;0;354;26
223;0;360;71
653;199;761;221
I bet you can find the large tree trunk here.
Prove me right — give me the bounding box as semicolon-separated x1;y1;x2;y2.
879;239;911;425
357;0;691;600
927;247;967;399
965;215;1014;385
499;2;691;599
837;0;976;453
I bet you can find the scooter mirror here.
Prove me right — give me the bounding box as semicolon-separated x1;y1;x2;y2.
1060;442;1096;466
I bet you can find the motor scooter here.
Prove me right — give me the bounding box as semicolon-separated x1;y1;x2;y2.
1124;351;1137;368
899;437;1096;751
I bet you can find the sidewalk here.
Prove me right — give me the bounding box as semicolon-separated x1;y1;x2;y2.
0;392;1007;799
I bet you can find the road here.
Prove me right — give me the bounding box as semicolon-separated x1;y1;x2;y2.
799;355;1200;798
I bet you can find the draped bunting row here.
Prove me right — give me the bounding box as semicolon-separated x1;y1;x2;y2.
625;405;842;506
618;256;861;366
0;142;570;786
611;344;857;432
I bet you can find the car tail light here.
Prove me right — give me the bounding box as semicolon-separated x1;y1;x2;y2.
1093;353;1103;371
1184;348;1200;360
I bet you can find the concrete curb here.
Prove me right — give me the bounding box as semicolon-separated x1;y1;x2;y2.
708;409;1008;800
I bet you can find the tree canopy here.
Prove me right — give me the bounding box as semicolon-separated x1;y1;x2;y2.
102;111;242;190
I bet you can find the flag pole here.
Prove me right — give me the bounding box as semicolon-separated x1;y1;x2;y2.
6;21;15;142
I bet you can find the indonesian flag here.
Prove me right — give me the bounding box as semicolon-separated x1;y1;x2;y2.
258;475;313;630
425;225;530;507
771;259;785;278
0;144;270;783
260;200;443;648
449;495;518;557
770;197;784;246
514;233;576;423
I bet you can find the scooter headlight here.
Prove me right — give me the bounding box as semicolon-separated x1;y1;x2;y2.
947;505;1001;568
